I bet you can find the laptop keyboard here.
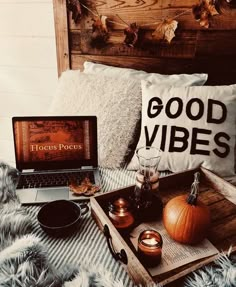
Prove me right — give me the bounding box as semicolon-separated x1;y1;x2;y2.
17;171;95;189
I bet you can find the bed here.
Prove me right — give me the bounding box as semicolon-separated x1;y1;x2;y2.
1;0;236;286
25;168;140;286
51;1;236;284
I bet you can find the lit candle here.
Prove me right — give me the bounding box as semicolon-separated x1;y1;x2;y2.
138;229;162;267
108;197;134;230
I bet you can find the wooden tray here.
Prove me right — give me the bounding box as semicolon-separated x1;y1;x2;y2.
90;167;236;286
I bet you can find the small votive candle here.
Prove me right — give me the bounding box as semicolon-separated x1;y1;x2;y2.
108;197;134;230
138;229;163;267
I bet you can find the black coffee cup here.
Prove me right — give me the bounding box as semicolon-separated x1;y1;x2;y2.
37;200;89;237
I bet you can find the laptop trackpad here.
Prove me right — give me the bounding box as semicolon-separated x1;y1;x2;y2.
36;187;69;202
16;188;37;204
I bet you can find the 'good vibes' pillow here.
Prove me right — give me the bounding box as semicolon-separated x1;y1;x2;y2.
128;81;236;176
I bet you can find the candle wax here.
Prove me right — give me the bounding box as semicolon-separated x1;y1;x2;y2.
142;238;159;246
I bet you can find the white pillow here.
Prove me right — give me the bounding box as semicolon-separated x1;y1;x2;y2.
49;70;141;168
128;81;236;177
83;61;208;86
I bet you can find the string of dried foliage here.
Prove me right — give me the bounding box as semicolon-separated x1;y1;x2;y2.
66;0;233;47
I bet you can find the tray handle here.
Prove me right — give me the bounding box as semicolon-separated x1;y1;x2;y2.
103;224;128;265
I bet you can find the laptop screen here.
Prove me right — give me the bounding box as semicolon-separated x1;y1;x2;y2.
12;116;98;171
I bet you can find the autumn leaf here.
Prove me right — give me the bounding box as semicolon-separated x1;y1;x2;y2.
192;0;219;28
124;23;139;47
207;0;219;16
92;15;109;43
67;0;82;23
92;15;108;33
152;19;178;43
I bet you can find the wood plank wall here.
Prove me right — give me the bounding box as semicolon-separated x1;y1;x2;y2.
0;0;58;166
54;0;236;85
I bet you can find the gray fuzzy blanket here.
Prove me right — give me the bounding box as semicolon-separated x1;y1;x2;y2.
0;162;235;287
0;162;124;287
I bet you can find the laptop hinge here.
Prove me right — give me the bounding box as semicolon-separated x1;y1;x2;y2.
81;166;94;169
21;169;34;173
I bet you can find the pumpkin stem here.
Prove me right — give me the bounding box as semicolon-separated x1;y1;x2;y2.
187;172;200;205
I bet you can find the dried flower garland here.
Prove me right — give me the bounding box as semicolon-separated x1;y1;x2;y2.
66;0;233;47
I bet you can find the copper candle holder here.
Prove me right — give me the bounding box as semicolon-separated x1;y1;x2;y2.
138;229;163;267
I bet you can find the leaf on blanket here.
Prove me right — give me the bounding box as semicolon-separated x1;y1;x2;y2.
192;0;219;28
152;19;178;43
124;23;139;47
67;0;82;23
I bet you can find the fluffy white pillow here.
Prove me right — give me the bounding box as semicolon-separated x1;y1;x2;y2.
83;61;208;86
128;81;236;177
49;70;141;168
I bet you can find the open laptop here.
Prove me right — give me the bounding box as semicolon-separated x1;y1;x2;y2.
12;116;100;204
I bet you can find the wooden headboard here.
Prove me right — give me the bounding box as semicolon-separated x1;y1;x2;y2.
53;0;236;85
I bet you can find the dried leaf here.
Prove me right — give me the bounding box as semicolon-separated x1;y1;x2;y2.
92;15;109;42
67;0;82;23
124;23;139;47
152;19;178;43
192;0;219;28
200;10;210;28
207;0;219;16
69;176;100;196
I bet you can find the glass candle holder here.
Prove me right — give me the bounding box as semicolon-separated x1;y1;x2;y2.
108;197;135;230
138;229;163;267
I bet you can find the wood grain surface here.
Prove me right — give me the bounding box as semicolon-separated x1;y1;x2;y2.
53;0;236;84
91;167;236;286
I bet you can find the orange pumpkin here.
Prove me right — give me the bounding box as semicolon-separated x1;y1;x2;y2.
163;172;211;245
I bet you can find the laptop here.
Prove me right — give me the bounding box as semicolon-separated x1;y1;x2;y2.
12;116;100;204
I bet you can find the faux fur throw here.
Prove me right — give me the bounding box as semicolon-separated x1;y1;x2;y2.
0;162;235;287
0;162;124;287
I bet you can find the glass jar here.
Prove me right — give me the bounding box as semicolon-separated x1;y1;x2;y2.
138;229;163;267
108;197;135;230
